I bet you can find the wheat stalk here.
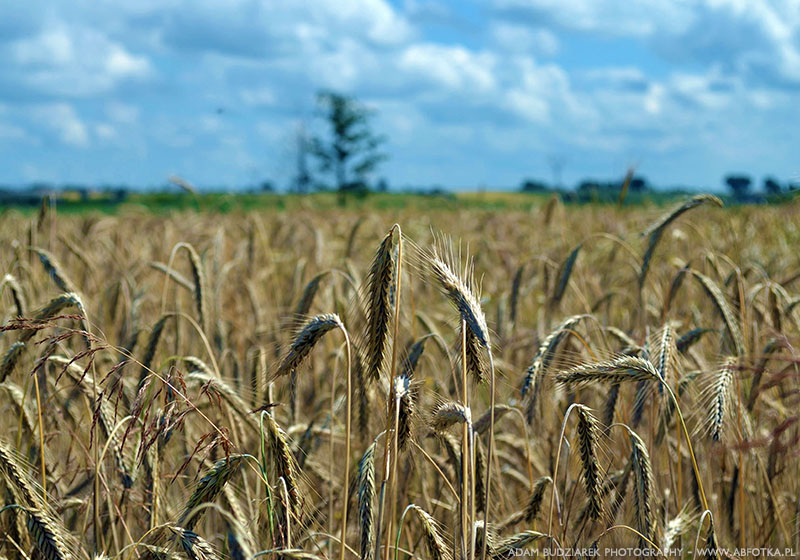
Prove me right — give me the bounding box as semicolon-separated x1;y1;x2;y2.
1;292;86;383
676;328;714;354
176;243;208;334
473;404;512;436
293;271;329;324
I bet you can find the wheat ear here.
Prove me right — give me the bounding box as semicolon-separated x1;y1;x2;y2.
628;429;655;548
32;248;77;293
273;314;344;379
178;454;246;530
1;273;26;316
691;270;744;355
498;476;552;530
575;405;604;521
639;194;722;288
521;315;583;423
358;437;378;560
551;243;582;306
407;505;451;560
362;226;397;381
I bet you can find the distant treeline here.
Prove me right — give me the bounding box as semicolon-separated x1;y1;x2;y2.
520;173;798;204
0;172;797;208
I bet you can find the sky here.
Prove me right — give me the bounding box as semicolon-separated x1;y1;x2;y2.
0;0;799;191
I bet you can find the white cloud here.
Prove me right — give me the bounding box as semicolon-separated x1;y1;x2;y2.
490;23;559;56
670;71;735;110
313;0;413;45
94;123;117;139
580;67;649;89
12;28;74;65
32;103;89;147
399;44;496;92
106;45;150;77
494;0;694;36
9;24;152;97
307;37;378;90
0;122;30;142
643;84;665;115
504;56;586;124
240;87;276;106
105;102;140;124
498;0;800;87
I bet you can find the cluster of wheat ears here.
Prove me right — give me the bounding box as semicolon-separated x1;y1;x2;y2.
0;195;798;560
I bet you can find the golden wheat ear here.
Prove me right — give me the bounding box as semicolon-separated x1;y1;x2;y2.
691;270;744;356
493;530;548;558
31;247;78;294
0;504;81;560
628;429;655;549
360;226;398;382
429;401;470;433
167;525;221;560
178;454;246;530
358;437;378;560
425;242;491;356
639;194;722;288
263;413;304;523
574;405;604;522
407;505;451;560
555;355;660;387
521;314;585;424
1;273;26;316
273;313;343;379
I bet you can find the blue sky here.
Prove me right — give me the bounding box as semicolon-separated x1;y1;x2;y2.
1;0;798;191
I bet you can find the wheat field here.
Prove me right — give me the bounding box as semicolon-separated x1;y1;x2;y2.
0;197;798;560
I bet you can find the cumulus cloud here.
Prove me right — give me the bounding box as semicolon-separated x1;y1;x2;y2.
240;87;276;107
399;44;496;91
105;102;140;125
490;22;559;56
494;0;694;36
32;103;89;147
497;0;800;88
156;0;411;59
0;122;30;142
7;23;151;97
